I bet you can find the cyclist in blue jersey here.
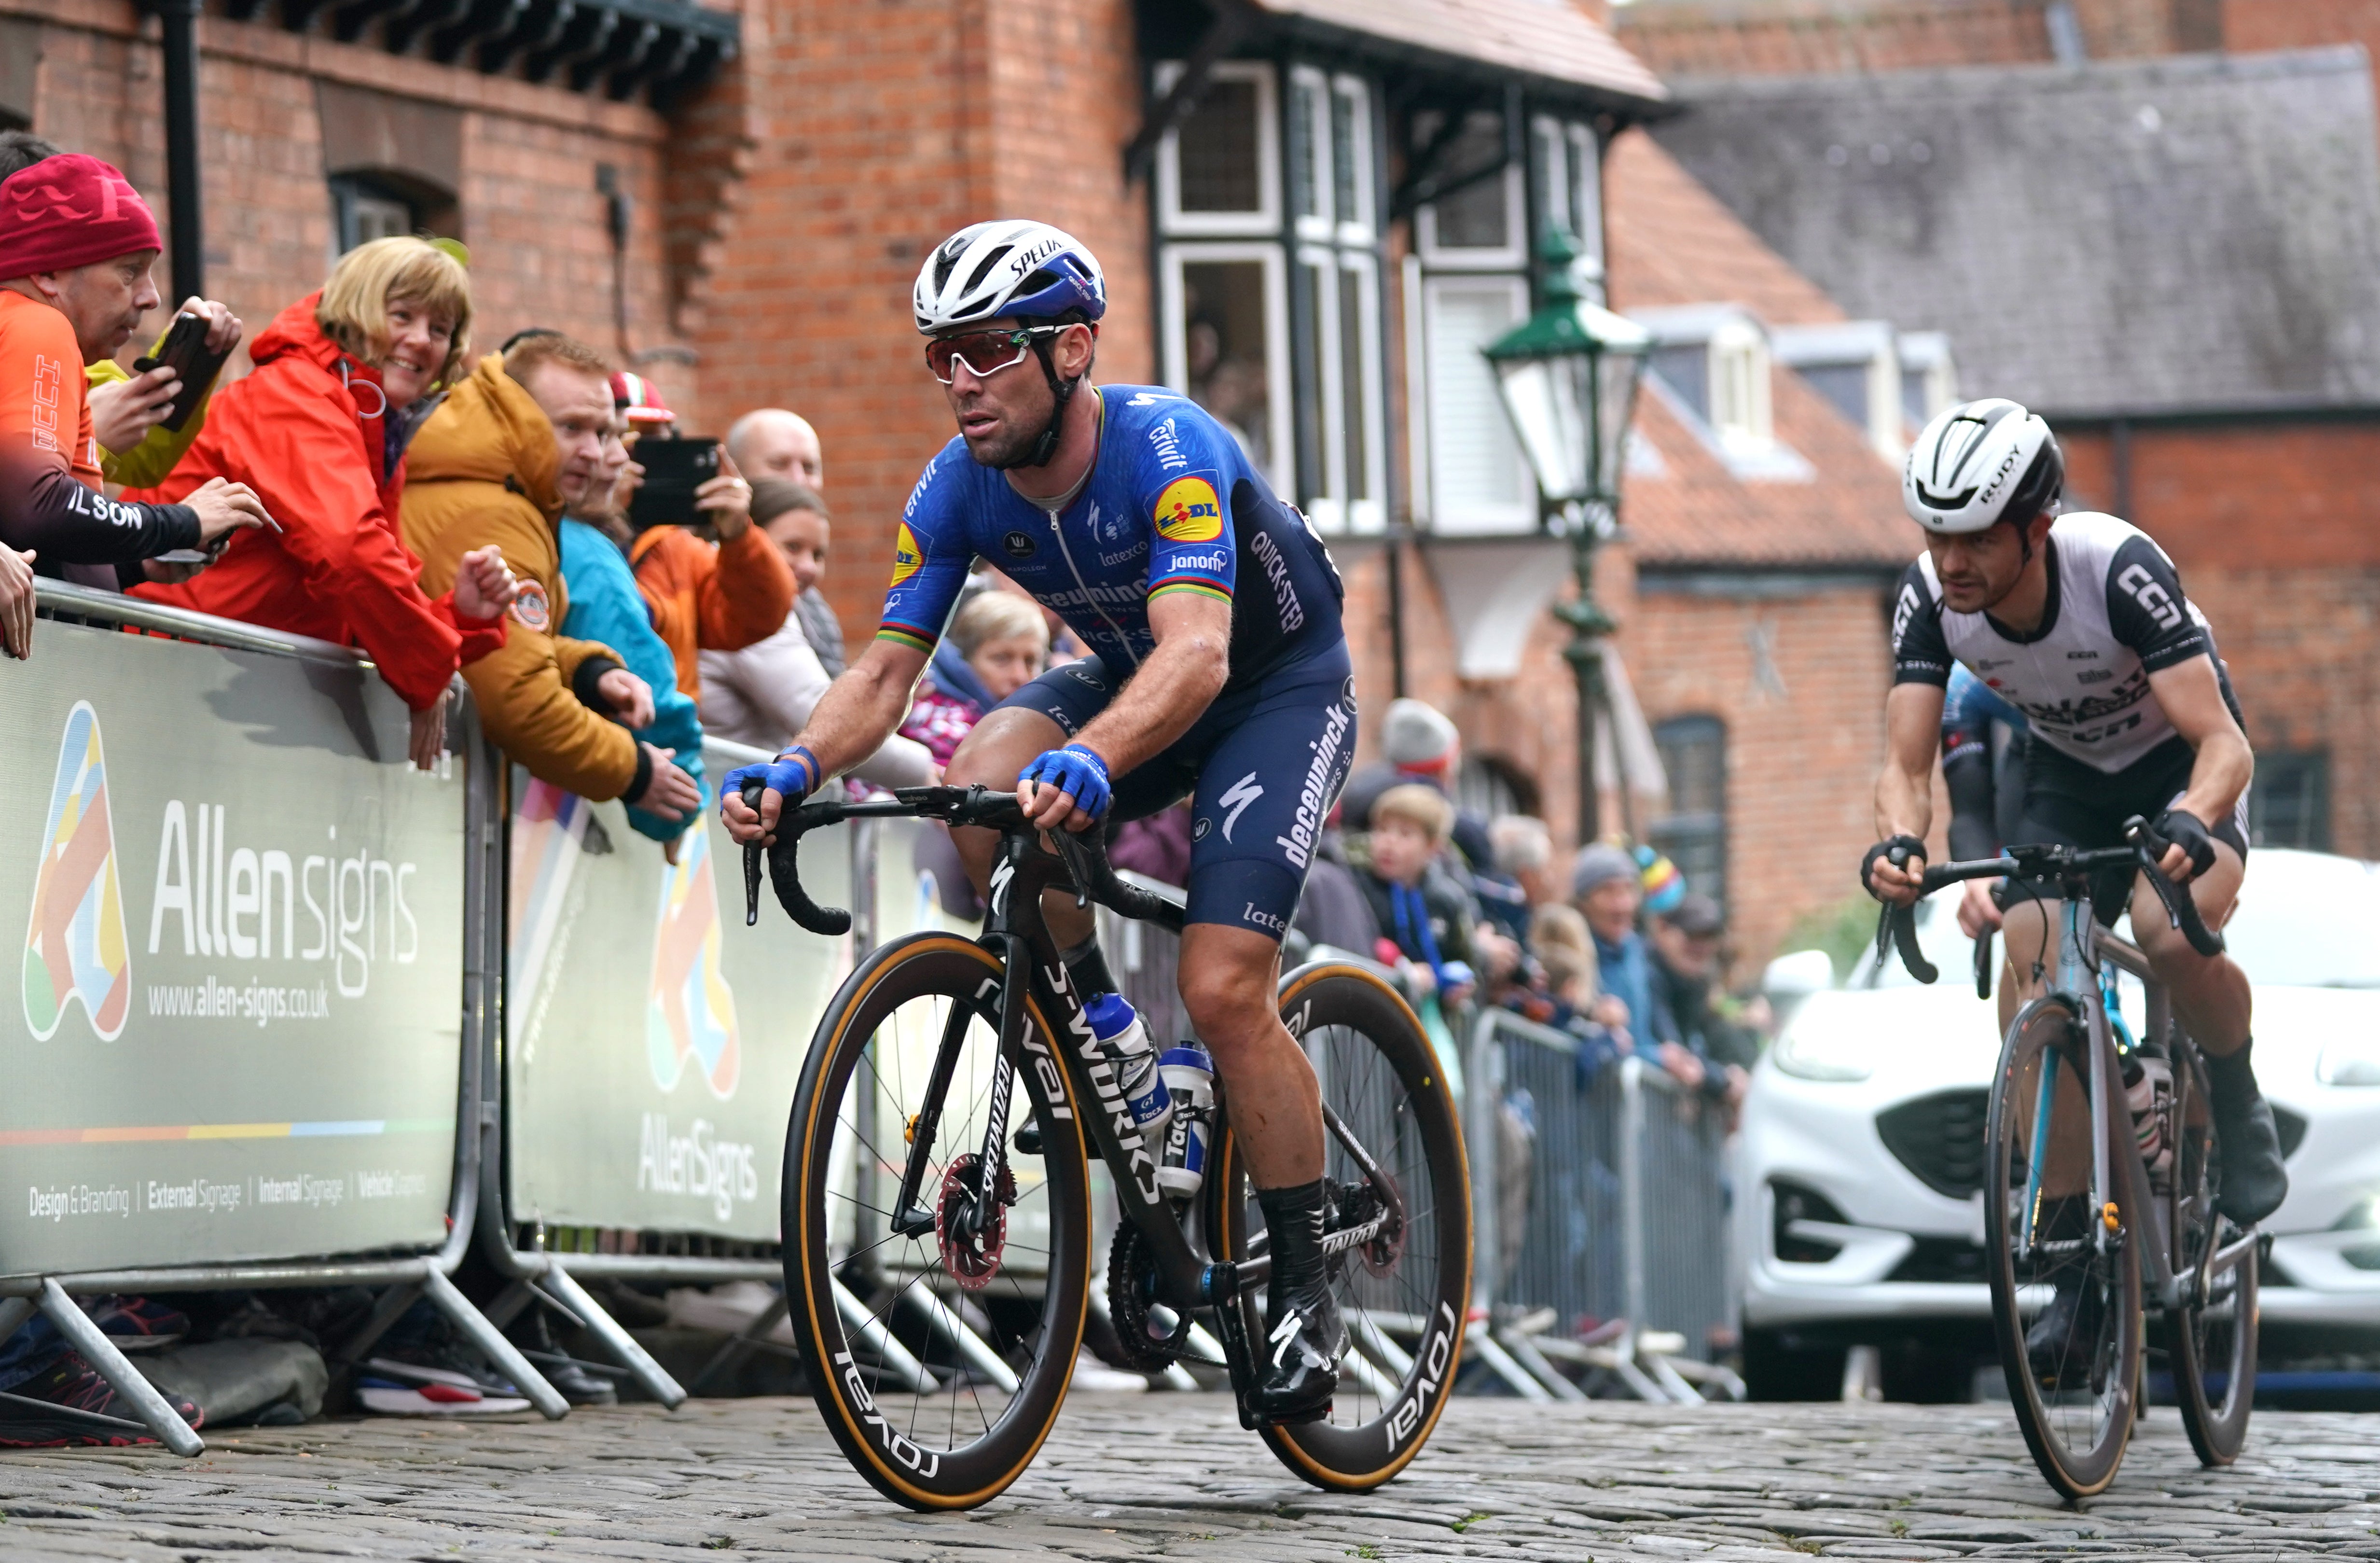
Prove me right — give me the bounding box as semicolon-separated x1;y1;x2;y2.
1941;663;2029;938
721;221;1352;1422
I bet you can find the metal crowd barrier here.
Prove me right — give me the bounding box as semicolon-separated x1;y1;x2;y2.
1470;1008;1745;1403
0;582;566;1453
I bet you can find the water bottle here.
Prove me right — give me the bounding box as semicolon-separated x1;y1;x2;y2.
1085;993;1171;1136
2123;1055;2174;1179
1155;1043;1215;1199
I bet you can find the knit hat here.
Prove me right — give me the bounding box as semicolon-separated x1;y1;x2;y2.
1635;844;1686;916
1382;698;1458;769
610;370;674;425
1571;843;1638;900
0;155;161;279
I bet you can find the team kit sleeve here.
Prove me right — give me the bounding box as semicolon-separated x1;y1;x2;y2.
0;307;199;562
1888;558;1954;686
1136;414;1238;609
2103;534;2213;671
875;453;974;654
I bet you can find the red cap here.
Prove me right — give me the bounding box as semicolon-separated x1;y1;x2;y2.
0;155;162;279
610;370;674;425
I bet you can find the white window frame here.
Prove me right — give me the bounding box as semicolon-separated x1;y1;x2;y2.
1159;241;1295;496
1288;66;1332;242
1568;122;1605;270
1707;318;1774;455
1421;272;1536;534
1329;73;1375;247
1156;60;1281;238
1415;112;1527;271
1297;247;1388;535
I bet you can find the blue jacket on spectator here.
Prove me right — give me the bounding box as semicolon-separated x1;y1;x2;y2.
1593;927;1654;1051
556;519;706;842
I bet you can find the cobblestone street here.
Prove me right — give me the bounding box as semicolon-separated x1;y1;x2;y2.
7;1392;2380;1560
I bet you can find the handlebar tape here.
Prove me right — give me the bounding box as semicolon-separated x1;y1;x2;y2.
2124;816;2226;958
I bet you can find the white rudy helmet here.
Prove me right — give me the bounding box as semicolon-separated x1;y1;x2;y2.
913;219;1107;335
1902;397;2065;533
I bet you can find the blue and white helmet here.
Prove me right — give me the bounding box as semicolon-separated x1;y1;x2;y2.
1903;397;2064;533
913;220;1107;335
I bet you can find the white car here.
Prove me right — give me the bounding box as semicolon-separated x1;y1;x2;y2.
1737;848;2380;1401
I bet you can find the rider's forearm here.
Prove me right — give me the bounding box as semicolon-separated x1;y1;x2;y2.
1071;637;1227;776
788;659;914;782
1875;759;1935;847
2178;728;2253;827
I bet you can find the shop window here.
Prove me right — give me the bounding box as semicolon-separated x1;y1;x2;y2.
1651;714;1728;911
2251;750;2330;851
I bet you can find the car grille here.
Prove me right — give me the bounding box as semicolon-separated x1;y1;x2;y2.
1877;1089;1990;1200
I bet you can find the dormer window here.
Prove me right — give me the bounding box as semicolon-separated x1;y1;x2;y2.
1773;320;1903;460
1898;331;1959;431
1639;306;1772;454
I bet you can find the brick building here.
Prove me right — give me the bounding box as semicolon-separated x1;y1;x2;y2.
7;0;1993;966
1653;48;2380;858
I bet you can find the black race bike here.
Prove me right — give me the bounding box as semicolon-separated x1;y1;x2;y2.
1877;817;2257;1498
742;784;1471;1511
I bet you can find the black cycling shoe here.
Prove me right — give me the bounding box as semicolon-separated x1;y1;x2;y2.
1247;1179;1345;1425
2025;1272;2105;1390
2206;1043;2289;1226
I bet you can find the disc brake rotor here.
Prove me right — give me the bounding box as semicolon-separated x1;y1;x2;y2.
1332;1176;1404;1279
936;1153;1017;1292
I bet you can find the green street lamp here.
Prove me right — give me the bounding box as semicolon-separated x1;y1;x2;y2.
1483;225;1650;844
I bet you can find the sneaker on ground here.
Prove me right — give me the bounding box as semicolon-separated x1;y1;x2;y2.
0;1352;203;1448
89;1295;190;1352
358;1359;530;1417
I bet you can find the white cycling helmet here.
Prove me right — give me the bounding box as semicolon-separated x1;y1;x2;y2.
1902;397;2064;533
913;219;1107;335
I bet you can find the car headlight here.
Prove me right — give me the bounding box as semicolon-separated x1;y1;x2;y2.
1772;1026;1877;1083
2319;1037;2380;1086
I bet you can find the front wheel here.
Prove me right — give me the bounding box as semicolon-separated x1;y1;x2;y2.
1207;963;1472;1491
782;933;1091;1511
1985;996;2143;1500
2167;1041;2259;1466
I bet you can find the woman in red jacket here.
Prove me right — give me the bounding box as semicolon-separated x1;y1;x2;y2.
129;237;515;767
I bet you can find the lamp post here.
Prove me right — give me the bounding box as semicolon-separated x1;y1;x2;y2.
1483;226;1650;845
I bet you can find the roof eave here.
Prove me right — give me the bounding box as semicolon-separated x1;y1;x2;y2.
1254;12;1678;125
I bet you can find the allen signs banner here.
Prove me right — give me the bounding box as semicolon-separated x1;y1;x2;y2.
503;743;852;1241
0;619;466;1277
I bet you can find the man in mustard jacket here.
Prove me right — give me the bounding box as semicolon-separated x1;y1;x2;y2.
400;334;700;822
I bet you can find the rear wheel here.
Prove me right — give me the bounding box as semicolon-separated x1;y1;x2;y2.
1985;997;2142;1500
782;934;1090;1511
2166;1041;2258;1465
1207;964;1471;1491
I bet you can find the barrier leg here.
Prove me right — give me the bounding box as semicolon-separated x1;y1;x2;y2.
899;1285;1020;1394
338;1280;425;1365
421;1268;568;1420
37;1280;203;1455
686;1291;792;1396
1462;1318;1550;1402
831;1276;938;1395
541;1265;687;1409
1499;1327;1588;1402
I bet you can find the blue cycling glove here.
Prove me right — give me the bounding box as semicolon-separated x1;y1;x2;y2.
721;746;821;823
1019;743;1113;823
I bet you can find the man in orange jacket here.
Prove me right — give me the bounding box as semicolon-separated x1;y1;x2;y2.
609;373;792;698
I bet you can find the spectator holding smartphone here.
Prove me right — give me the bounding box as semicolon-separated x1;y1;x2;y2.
0;132;241;490
127;235;515;769
1;153;270;638
609;374;793;701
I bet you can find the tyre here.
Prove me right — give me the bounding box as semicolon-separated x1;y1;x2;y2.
782;933;1091;1511
1740;1327;1848;1402
2165;1041;2259;1465
1205;963;1472;1491
1985;996;2143;1499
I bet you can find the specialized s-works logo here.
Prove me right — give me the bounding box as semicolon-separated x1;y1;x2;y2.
1153;476;1223;542
23;702;130;1041
888;522;925;586
646;812;740;1099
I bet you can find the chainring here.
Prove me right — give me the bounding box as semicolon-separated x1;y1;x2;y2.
936;1153;1017;1292
1104;1219;1194;1371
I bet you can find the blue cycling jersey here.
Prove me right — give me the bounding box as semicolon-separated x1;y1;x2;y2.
877;386;1344;690
1941;662;2028;765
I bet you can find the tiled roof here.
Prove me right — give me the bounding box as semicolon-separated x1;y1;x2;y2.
1248;0;1670;108
1605;130;1911;570
1649;47;2380;418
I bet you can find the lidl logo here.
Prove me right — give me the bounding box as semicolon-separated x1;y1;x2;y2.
1154;476;1223;542
647;809;740;1099
24;701;130;1041
889;522;925;586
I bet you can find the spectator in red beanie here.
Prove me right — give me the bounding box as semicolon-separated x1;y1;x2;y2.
0;154;270;645
129;236;518;769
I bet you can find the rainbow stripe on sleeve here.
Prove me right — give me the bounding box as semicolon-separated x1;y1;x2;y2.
1148;577;1232;605
875;620;939;653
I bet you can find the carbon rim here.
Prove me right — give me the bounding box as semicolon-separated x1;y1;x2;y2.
2167;1043;2258;1465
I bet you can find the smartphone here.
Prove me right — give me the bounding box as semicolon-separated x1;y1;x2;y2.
131;312;230;433
626;436;721;529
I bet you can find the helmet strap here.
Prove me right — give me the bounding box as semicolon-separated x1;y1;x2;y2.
994;333;1079;472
